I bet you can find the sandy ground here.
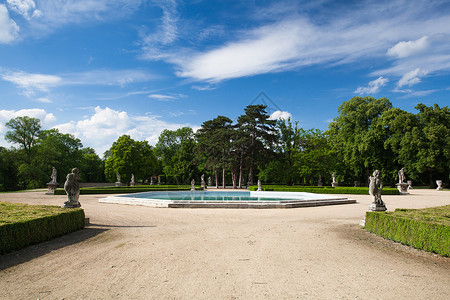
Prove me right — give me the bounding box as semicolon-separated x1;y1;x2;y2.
0;189;449;300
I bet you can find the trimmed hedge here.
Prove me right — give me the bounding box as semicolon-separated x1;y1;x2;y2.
54;185;198;195
249;185;400;195
0;202;85;254
364;205;450;257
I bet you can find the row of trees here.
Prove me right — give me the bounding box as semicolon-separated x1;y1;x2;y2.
1;97;448;191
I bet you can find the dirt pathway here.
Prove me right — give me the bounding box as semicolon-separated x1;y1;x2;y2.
1;189;449;299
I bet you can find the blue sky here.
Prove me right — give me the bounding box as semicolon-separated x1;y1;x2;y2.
1;0;449;156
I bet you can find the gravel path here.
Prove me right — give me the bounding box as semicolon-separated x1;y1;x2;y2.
1;189;449;299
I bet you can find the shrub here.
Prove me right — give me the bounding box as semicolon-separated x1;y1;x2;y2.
249;185;400;195
54;185;198;195
0;202;85;254
364;205;450;257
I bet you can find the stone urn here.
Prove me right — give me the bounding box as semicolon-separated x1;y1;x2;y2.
436;180;443;190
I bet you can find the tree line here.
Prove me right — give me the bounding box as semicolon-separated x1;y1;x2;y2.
0;97;448;191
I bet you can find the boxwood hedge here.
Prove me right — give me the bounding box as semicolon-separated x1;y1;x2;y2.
364;205;450;257
54;185;198;195
249;185;400;195
0;202;85;254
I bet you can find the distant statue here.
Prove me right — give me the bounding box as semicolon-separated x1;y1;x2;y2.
331;172;338;187
191;179;195;191
50;167;57;184
150;177;154;185
368;170;386;211
63;168;81;208
257;179;262;191
130;173;135;186
332;172;336;183
398;168;406;184
116;172;121;183
208;176;212;186
436;180;443;190
318;175;323;186
201;174;205;187
158;176;161;185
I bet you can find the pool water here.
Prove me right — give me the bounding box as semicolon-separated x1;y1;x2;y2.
99;190;356;209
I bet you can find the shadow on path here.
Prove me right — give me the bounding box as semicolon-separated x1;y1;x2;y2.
88;223;157;228
0;227;107;271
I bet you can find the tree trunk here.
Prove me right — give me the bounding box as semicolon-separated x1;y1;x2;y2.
239;158;243;189
248;166;253;186
232;171;237;189
215;169;219;188
222;167;226;189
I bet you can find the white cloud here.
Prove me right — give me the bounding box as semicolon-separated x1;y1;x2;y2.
36;97;52;103
1;71;61;96
269;110;292;120
0;4;19;43
7;0;41;20
0;108;56;148
148;93;186;101
55;106;197;156
1;69;156;96
387;36;429;58
354;76;389;94
397;68;426;87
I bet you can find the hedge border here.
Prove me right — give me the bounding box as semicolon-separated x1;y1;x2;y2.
54;186;199;195
249;186;400;195
364;208;450;257
0;206;85;254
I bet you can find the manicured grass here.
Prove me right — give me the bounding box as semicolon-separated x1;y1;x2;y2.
364;205;450;257
0;201;85;254
249;185;400;195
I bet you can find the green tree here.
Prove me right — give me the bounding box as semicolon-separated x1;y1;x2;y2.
105;135;157;183
35;129;83;181
79;147;105;182
0;147;19;191
236;105;276;186
196;116;234;188
5;116;41;162
327;96;393;184
154;127;197;184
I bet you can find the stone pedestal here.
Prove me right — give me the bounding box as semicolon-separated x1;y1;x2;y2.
368;202;387;211
63;200;81;208
436;180;443;190
407;180;413;190
115;181;122;187
46;182;58;195
332;182;338;187
396;182;409;194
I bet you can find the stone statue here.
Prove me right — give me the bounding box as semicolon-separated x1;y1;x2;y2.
50;167;57;184
257;179;262;191
130;173;135;187
116;172;121;182
63;168;81;208
318;175;322;186
208;176;212;186
331;172;338;187
201;174;206;188
191;179;195;191
396;168;409;194
46;167;58;195
398;168;406;183
150;177;154;185
368;170;386;211
158;176;161;185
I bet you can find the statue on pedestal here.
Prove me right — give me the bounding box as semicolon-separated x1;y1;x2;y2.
318;175;323;186
130;173;135;187
396;167;409;194
331;172;338;187
257;179;262;191
201;174;206;190
63;168;81;208
115;172;122;187
368;170;386;211
46;167;58;195
191;179;196;191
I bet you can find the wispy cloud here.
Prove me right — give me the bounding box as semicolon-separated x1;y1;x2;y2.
1;69;157;96
139;0;450;86
7;0;42;20
148;93;186;101
0;4;19;43
354;76;389;95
